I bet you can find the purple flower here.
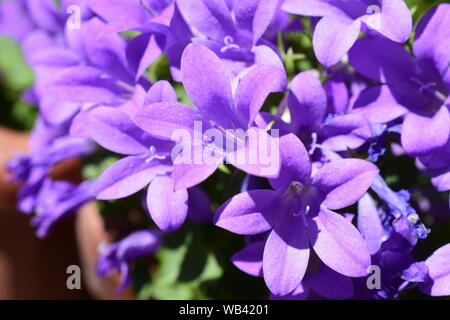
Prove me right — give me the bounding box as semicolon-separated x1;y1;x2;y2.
356;184;432;299
0;0;34;41
177;0;284;73
350;4;450;160
283;0;412;67
88;91;191;231
402;244;450;297
133;43;286;190
88;0;192;81
31;179;94;238
214;133;378;295
38;17;151;125
232;240;354;300
97;229;162;293
258;70;372;158
7;137;95;213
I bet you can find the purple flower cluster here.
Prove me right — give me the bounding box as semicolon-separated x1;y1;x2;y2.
1;0;449;299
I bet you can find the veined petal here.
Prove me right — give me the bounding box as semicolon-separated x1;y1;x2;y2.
312;159;379;210
414;4;450;78
88;0;148;25
289;70;327;131
172;157;222;191
177;0;236;40
87;107;167;155
362;0;412;44
320;113;372;152
133;102;206;141
252;0;279;44
269;133;311;191
235;65;286;127
352;85;408;124
181;43;240;129
312;16;361;67
147;175;188;232
422;244;450;296
145;80;178;105
349;36;416;84
282;0;350;18
263;216;310;296
226;127;281;178
401;106;450;157
214;190;278;235
357;193;384;255
94;156;171;200
308;208;371;277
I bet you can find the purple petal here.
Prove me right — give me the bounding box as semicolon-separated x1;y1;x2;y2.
402;106;450;157
234;0;261;31
172;156;222;191
309;264;354;299
362;0;412;44
289;70;327;131
252;0;279;44
235;65;286;126
271;282;309;300
312;159;379;210
126;34;162;81
402;262;429;283
320;113;372;152
421;243;450;296
87;107;166;155
145;80;178;105
352;85;408;123
430;167;450;192
357;193;384;255
214;190;278;235
282;0;349;18
269;133;312;191
231;241;265;277
308;208;371;277
263;216;310;296
82;18;131;82
349;36;416;84
94;156;171;200
312;16;361;67
25;0;63;32
177;0;235;40
181;43;240;128
413;4;450;78
88;0;148;25
133;102;205;140
147;175;188;232
226;127;281;178
325;75;349;115
44;66;126;105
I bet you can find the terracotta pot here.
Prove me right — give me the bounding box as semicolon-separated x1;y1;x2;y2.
75;202;135;300
0;127;136;299
0;127;89;299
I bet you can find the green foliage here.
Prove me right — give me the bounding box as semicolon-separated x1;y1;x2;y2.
0;37;34;91
0;36;36;130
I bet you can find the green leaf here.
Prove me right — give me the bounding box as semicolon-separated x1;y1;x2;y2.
0;36;34;91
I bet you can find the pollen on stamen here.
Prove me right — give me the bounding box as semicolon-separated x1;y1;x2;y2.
145;146;167;163
220;36;240;53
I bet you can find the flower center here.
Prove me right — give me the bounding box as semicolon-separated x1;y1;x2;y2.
145;146;168;163
282;182;322;222
410;77;447;104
